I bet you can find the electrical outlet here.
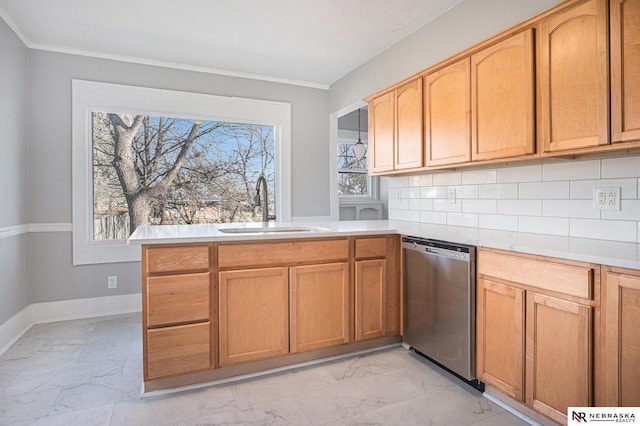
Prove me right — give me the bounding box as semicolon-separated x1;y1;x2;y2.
107;275;118;289
593;187;621;211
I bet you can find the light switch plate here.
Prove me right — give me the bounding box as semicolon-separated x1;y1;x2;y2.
447;188;456;204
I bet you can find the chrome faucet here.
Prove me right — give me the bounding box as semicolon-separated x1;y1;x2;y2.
254;175;271;224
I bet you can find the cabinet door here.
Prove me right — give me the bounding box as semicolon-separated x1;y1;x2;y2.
526;292;592;424
611;0;640;142
425;58;471;166
471;29;535;160
218;267;289;366
368;92;395;173
538;0;609;152
355;259;386;341
395;79;424;170
603;270;640;406
290;263;350;352
476;279;525;402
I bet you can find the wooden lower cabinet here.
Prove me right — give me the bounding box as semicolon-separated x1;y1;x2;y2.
355;259;387;341
290;263;350;352
603;267;640;406
476;278;525;402
218;267;289;366
477;248;598;424
141;236;401;388
526;292;592;424
146;322;211;380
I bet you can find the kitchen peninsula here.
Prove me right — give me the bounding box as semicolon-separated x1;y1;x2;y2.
129;221;402;392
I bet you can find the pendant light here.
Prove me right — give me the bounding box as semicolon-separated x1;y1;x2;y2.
352;108;367;161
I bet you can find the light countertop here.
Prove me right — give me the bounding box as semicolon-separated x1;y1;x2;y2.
128;220;640;270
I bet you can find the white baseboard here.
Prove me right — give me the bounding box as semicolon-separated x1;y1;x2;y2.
0;293;141;356
0;305;34;356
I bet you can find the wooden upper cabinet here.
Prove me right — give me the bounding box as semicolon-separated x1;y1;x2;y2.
395;78;424;170
538;0;609;153
611;0;640;142
471;29;535;161
368;91;395;173
425;58;471;166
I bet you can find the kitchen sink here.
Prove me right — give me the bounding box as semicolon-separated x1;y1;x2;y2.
217;225;330;234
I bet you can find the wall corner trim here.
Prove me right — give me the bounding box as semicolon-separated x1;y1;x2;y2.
0;293;141;357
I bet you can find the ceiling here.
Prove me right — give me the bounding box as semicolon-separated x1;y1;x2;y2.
0;0;463;88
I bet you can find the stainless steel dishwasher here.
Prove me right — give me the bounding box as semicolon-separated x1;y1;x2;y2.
402;236;478;386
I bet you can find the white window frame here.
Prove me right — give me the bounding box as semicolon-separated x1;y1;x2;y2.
336;128;378;200
72;79;291;265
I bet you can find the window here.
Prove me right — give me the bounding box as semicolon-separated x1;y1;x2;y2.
337;107;377;199
337;140;369;196
73;80;291;265
92;113;275;240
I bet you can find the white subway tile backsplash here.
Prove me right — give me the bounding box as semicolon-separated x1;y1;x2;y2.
392;209;420;222
388;197;408;210
385;154;640;243
461;169;497;184
570;218;638;242
478;183;518;199
570;178;638;199
479;214;519;232
448;185;479;199
497;200;542;216
408;174;433;187
385;176;409;188
519;181;569;199
433;199;462;212
408;198;434;211
497;164;542;183
602;156;640;178
601;200;640;221
421;186;447;199
542;200;600;219
433;172;462;186
462;199;497;214
543;159;600;181
421;211;447;225
447;212;479;228
519;216;569;236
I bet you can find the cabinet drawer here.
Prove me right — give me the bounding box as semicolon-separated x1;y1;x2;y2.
355;237;387;259
146;272;210;327
145;245;210;274
146;322;211;380
478;249;593;299
218;239;349;268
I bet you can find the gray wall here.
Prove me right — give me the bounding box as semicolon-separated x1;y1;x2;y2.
328;0;562;219
329;0;561;113
0;17;30;323
26;50;331;303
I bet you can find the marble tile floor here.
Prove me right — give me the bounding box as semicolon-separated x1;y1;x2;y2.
0;313;532;425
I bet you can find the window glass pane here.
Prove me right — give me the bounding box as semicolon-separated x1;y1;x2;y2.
92;112;274;240
337;143;368;196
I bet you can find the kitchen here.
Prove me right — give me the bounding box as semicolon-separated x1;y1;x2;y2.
1;0;639;424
